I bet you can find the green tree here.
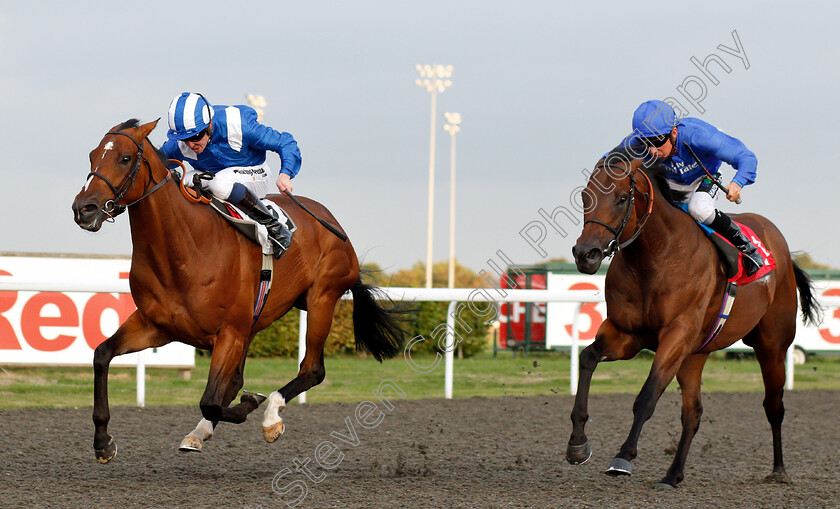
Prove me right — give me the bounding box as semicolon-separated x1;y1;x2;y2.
388;259;492;358
248;259;494;359
793;253;833;270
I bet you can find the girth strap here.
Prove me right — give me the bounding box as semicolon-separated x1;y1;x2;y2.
251;254;274;329
695;281;738;353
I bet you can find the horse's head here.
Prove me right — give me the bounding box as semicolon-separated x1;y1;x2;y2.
572;156;653;274
72;119;160;231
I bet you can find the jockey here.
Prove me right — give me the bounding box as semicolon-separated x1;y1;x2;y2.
161;92;301;258
619;99;763;276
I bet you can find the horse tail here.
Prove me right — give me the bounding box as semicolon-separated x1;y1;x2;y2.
350;277;412;362
792;261;824;327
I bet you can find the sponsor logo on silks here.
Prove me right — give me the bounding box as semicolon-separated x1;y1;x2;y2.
666;160;699;175
233;168;267;176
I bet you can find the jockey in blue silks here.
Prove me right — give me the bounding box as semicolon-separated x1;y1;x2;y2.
161;92;301;257
617;99;764;276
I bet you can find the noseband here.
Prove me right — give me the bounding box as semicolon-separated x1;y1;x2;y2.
583;165;654;258
85;131;170;221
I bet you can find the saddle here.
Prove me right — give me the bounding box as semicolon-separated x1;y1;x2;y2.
208;198;296;256
173;168;296;256
677;204;775;285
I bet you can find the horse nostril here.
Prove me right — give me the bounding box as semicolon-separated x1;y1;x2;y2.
585;248;602;262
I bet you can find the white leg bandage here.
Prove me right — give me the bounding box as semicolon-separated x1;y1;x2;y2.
262;391;286;428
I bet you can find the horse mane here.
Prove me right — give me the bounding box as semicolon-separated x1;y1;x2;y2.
117;118;141;131
601;144;690;204
641;163;690;204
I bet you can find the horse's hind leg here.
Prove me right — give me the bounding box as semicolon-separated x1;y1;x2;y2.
566;319;646;465
92;312;170;463
755;328;795;483
181;332;266;452
746;271;798;484
656;353;708;489
263;295;339;443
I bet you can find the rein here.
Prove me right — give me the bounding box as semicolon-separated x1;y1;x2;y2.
85;131;171;221
583;165;654;258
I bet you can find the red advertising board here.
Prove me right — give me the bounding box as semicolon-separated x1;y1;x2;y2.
499;272;546;349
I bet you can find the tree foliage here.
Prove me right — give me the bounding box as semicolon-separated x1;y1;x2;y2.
247;259;494;359
793;253;833;270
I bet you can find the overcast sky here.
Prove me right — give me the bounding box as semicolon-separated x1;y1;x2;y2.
1;1;838;274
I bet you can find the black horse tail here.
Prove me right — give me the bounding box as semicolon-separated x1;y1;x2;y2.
793;261;823;327
350;278;412;362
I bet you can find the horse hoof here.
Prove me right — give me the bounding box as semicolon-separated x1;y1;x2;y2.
764;472;791;484
241;390;267;407
263;420;285;443
565;440;592;465
179;434;203;453
605;457;632;476
95;436;118;464
653;482;675;490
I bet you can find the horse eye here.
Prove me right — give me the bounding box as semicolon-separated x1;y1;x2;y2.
120;155;132;164
618;194;628;204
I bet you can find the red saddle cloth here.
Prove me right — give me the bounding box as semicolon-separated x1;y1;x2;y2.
729;222;776;284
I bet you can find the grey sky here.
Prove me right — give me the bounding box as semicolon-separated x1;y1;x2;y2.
1;1;838;274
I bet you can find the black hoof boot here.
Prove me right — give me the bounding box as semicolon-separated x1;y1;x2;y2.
565;440;592;465
95;436;118;464
605;457;632;476
241;390;267;408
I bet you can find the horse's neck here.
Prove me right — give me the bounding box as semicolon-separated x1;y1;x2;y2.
126;176;224;272
619;184;703;277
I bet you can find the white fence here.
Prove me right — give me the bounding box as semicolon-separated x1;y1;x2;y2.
3;275;839;406
295;287;603;403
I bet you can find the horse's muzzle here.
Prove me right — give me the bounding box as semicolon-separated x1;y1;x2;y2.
572;243;604;275
72;198;104;232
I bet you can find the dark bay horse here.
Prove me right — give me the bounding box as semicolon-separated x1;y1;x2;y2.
72;119;407;463
566;151;821;488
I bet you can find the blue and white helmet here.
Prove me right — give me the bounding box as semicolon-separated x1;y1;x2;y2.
167;92;214;140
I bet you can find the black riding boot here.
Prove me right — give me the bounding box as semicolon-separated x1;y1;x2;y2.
235;190;291;258
708;210;763;276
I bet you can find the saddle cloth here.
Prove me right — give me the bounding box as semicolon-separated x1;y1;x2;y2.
678;204;776;284
209;198;296;257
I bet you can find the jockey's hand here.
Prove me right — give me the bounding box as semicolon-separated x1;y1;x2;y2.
276;173;293;193
725;182;742;203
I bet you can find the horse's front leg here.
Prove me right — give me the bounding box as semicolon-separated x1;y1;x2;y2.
657;353;708;488
93;312;170;463
566;319;646;464
606;322;692;477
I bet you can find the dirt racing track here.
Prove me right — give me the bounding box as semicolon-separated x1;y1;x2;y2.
1;389;839;508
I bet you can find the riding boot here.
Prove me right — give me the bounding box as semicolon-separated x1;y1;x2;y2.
235;190;291;258
708;210;764;276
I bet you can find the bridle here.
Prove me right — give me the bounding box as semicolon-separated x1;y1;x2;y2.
85;130;171;221
583;164;655;258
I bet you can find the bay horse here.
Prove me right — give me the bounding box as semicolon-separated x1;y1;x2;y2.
566;149;821;488
72;119;408;463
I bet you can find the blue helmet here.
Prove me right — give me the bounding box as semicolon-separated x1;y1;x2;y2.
167;92;214;140
632;100;677;138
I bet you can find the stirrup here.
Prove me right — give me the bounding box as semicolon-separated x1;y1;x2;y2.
742;252;763;276
268;239;286;259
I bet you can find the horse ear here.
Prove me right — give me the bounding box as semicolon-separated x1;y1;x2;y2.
137;118;160;139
